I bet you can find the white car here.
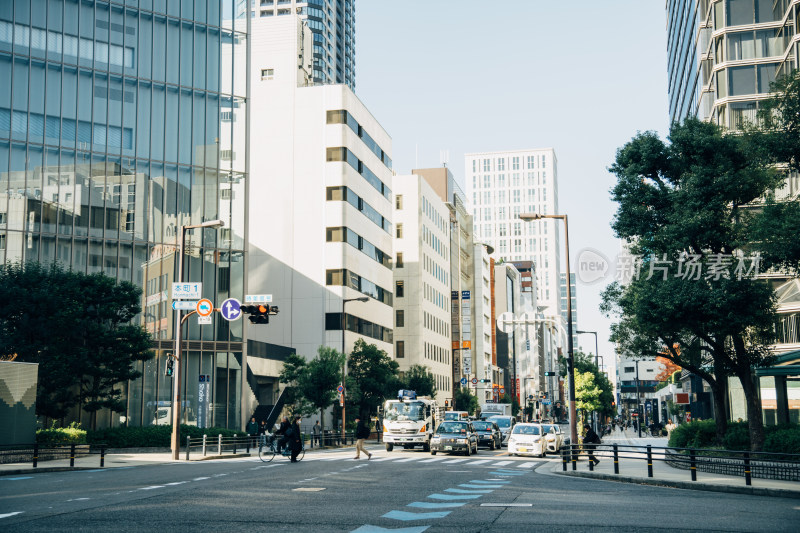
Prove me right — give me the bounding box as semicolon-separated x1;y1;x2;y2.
541;423;565;454
507;423;546;457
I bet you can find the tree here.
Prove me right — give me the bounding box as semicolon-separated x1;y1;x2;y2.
454;388;479;415
559;350;615;420
279;353;313;416
575;371;602;423
606;118;785;450
346;339;400;421
0;262;154;427
497;394;520;416
401;365;437;398
297;346;344;432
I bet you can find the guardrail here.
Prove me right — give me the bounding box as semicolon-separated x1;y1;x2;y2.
184;431;369;459
0;443;108;468
560;443;800;485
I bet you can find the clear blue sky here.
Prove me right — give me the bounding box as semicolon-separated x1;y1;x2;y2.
355;1;670;378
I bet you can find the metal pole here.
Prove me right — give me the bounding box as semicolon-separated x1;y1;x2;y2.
561;216;578;449
171;226;186;460
636;361;642;438
342;299;347;444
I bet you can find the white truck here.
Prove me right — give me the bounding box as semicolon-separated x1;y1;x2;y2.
480;402;512;418
382;390;438;452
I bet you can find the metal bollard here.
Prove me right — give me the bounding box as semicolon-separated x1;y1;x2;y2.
203;434;208;457
690;449;697;481
589;449;594;472
218;434;222;455
744;452;751;486
613;444;619;474
186;436;191;461
646;445;653;478
70;443;76;467
100;446;105;467
572;445;577;471
234;436;238;455
33;443;39;468
562;447;568;472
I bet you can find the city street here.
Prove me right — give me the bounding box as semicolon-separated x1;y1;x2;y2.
1;446;797;532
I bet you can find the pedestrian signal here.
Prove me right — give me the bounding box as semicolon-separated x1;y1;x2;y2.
165;357;174;377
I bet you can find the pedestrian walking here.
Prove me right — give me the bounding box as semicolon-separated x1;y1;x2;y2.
354;415;372;460
246;416;259;448
289;415;303;462
312;420;322;448
582;423;601;465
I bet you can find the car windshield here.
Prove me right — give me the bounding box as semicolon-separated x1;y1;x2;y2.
492;417;511;428
472;422;492;431
512;425;541;435
542;425;558;433
436;422;468;434
384;401;425;421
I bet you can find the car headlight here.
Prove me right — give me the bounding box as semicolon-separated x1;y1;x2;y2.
508;438;516;445
457;438;467;443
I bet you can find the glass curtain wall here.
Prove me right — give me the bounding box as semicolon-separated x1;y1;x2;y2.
0;0;248;429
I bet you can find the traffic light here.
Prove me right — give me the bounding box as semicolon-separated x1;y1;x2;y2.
544;371;556;376
444;399;450;409
479;379;491;383
165;357;174;377
242;304;279;324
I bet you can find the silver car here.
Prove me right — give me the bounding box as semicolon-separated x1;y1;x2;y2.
488;415;517;447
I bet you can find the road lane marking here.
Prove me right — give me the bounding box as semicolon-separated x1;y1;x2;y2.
1;477;33;481
166;482;188;486
445;488;493;494
471;480;510;484
460;484;505;489
383;510;451;521
140;486;165;490
66;498;90;501
292;487;326;492
419;457;446;463
407;502;466;509
193;477;210;481
465;459;492;465
427;493;482;500
480;503;532;507
516;462;536;468
0;512;24;519
368;456;395;462
490;471;523;476
393;456;425;463
442;458;469;464
351;525;430;533
491;461;513;466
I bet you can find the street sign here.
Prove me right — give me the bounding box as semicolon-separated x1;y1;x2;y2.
499;388;505;394
172;282;202;300
337;385;344;393
220;298;242;321
542;400;551;405
460;378;467;385
198;315;212;325
172;300;198;310
196;299;213;317
245;294;273;304
528;395;534;400
471;378;478;385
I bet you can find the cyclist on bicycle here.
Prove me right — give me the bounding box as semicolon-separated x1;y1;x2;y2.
275;416;290;454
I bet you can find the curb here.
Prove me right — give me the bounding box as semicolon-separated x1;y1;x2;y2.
1;466;102;476
558;470;800;500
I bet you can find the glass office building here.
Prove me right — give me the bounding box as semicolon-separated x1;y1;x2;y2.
0;0;248;429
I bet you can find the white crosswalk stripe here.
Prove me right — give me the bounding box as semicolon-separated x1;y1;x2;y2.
442;458;470;464
516;462;537;468
419;456;447;463
466;459;492;465
393;456;425;462
491;461;513;466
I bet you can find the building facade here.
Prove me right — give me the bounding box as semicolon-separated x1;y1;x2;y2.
250;0;355;89
559;272;578;351
392;173;452;403
0;1;249;429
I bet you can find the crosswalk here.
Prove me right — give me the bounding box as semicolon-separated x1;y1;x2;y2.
294;452;539;469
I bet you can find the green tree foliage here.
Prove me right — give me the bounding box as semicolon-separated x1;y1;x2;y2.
574;371;601;415
605;117;789;450
401;364;437;398
559;350;615;419
297;346;345;431
279;353;313;416
346;339;400;421
454;387;479;415
497;393;520;416
0;263;153;427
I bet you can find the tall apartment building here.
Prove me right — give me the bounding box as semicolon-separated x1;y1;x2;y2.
465;149;562;320
559;273;579;351
250;0;355;89
246;14;393;415
0;1;248;428
392;174;453;403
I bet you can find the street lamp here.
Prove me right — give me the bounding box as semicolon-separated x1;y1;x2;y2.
171;219;225;460
577;330;599;431
519;212;578;447
341;296;369;442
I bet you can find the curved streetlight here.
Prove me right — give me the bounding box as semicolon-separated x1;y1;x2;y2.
172;219;225;460
341;296;369;442
519;212;578;448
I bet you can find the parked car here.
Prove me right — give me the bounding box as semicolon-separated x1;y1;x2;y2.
507;423;546;457
430;421;479;456
472;420;502;450
488;415;517;447
540;423;565;454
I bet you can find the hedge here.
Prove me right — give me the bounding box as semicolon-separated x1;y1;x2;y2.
37;424;244;448
668;420;800;453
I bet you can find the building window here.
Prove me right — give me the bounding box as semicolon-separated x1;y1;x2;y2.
396;340;405;358
261;68;274;80
395;194;403;209
396;252;403;268
625;366;635;373
396;224;403;238
396;310;405;327
396;280;404;297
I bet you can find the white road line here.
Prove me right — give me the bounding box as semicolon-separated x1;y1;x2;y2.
393;456;424;463
140;486;165;490
66;498;90;502
369;456;396;462
491;461;513;466
193;477;211;481
419;457;447;463
0;512;24;519
166;481;189;485
466;459;492;465
442;458;469;464
516;462;536;469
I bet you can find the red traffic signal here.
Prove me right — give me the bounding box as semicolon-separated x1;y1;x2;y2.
241;304;279;324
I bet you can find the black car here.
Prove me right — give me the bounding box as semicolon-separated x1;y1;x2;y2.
430;421;479;456
472;420;502;450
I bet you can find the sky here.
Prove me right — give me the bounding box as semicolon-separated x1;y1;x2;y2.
354;1;671;379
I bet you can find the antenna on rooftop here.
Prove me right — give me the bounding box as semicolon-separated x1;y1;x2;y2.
440;150;450;168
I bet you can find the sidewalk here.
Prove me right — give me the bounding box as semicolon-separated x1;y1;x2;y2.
552;427;800;499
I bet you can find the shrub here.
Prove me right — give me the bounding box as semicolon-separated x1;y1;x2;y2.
721;421;750;451
36;423;87;446
667;420;717;448
763;425;800;455
86;425;245;448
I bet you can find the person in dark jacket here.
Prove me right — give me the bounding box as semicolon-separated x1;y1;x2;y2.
289;415;303;462
246;417;259;448
354;415;372;460
276;416;290;453
583;423;601;465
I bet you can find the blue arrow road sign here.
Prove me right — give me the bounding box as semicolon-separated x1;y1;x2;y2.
220;298;242;321
172;300;198;310
460;378;467;385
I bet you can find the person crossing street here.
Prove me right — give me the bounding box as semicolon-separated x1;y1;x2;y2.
354;415;372;460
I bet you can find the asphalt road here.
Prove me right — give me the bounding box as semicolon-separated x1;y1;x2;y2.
1;445;797;532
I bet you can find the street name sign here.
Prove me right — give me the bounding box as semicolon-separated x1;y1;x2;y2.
245;294;273;304
172;282;202;300
172;300;198;310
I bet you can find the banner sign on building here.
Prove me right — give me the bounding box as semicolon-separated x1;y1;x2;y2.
197;374;212;428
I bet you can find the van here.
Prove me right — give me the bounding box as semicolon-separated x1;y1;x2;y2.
443;411;469;422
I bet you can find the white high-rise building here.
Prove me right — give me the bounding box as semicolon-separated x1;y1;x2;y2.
465;149;561;319
392;174;453;403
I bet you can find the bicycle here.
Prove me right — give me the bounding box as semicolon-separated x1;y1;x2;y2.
258;434;305;462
